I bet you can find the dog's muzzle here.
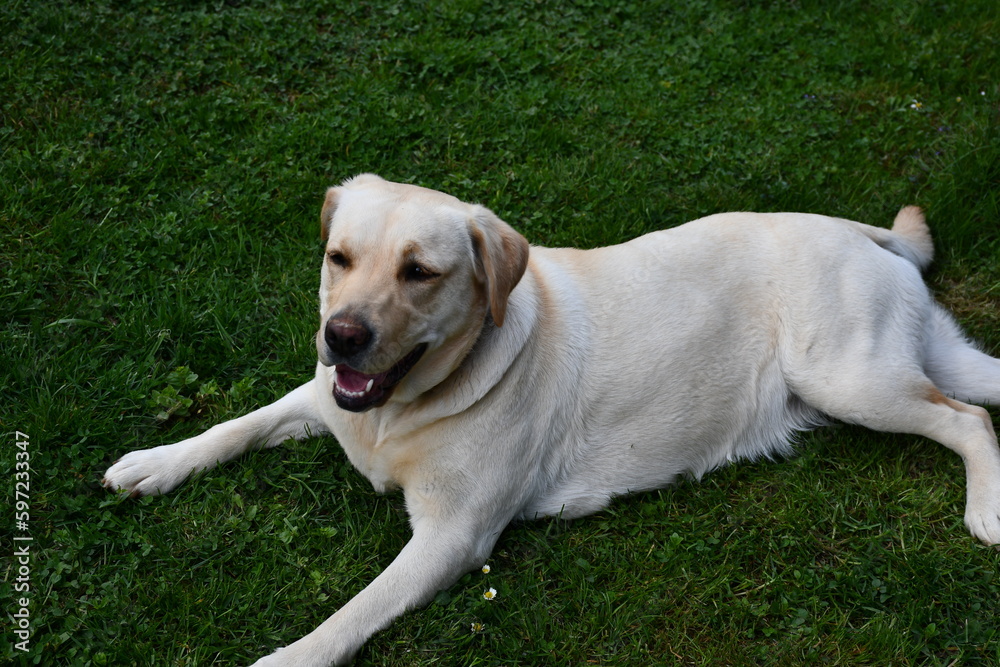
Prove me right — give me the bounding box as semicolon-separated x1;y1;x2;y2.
320;315;427;412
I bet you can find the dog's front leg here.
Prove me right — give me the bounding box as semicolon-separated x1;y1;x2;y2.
250;512;502;667
103;379;327;496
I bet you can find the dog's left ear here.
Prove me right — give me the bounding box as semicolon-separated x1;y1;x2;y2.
468;206;530;327
320;187;340;242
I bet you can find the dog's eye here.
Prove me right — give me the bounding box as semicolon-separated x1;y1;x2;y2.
328;251;350;268
403;262;438;282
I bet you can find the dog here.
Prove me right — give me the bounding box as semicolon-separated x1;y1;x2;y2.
104;174;1000;665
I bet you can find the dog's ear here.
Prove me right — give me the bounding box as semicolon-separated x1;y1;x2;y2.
320;187;340;242
468;206;530;327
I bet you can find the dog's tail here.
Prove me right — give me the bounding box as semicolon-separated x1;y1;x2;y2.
860;206;934;271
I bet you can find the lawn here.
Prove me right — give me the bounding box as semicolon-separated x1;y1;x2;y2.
3;0;1000;665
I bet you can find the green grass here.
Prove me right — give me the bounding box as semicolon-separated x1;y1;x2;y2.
3;0;1000;665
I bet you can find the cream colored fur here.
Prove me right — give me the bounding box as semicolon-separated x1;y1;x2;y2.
104;175;1000;666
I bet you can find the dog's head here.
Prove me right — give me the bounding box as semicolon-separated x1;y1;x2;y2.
316;174;530;412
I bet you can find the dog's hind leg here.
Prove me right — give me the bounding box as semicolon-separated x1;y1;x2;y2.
795;363;1000;544
924;303;1000;406
898;387;1000;545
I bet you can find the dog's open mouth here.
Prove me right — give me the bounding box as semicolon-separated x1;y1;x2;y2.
333;344;428;412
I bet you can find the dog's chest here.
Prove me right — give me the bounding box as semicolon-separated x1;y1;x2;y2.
331;411;425;495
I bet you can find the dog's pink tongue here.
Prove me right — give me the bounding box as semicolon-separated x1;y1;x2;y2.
336;366;380;393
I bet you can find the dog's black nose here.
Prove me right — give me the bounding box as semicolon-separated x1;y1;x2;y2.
325;316;373;358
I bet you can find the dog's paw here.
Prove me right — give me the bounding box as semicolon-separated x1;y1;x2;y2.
249;646;321;667
965;503;1000;546
249;638;351;667
248;648;285;667
102;443;194;497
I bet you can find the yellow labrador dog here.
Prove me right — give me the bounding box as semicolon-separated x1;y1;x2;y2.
104;174;1000;666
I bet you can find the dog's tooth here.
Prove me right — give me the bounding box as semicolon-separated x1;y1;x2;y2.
365;379;374;393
